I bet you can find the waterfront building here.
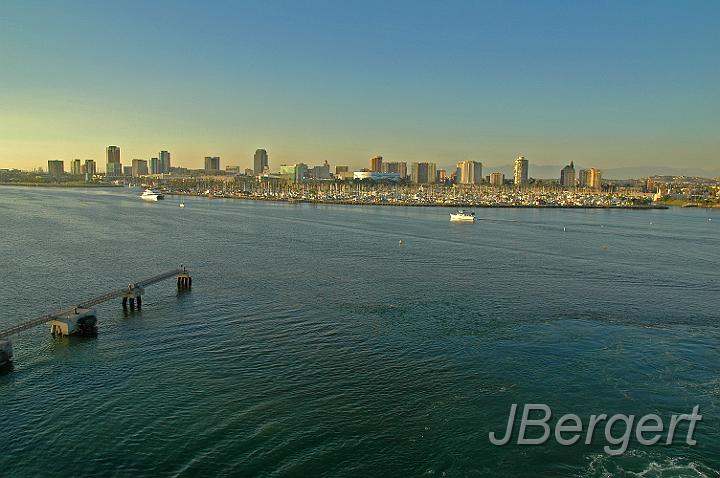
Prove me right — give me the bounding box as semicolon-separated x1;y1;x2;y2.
280;163;308;183
123;166;132;176
370;155;383;173
436;169;447;183
312;161;332;179
84;160;97;176
106;145;121;177
411;162;436;184
131;159;148;177
254;149;268;175
149;158;159;174
336;165;349;175
490;172;505;187
457;160;483;185
382;161;407;178
47;160;64;178
204;156;221;173
514;156;529;186
588;168;602;190
157;151;171;173
69;159;82;175
560;162;576;188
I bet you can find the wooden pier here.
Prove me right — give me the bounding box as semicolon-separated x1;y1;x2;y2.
0;266;191;367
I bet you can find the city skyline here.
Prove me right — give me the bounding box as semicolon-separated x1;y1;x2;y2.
1;1;718;173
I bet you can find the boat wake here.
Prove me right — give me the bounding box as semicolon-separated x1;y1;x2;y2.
579;450;720;477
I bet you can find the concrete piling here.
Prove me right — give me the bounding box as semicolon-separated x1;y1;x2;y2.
0;339;13;367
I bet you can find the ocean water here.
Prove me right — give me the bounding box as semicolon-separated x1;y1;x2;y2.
0;186;719;477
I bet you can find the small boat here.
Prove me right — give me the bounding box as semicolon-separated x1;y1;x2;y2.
450;210;476;222
140;188;164;201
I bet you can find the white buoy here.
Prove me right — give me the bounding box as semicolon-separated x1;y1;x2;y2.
399;240;403;246
563;227;566;232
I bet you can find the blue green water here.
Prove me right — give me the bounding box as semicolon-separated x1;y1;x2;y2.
1;186;719;477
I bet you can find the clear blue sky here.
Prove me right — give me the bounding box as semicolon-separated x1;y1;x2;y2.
1;0;718;173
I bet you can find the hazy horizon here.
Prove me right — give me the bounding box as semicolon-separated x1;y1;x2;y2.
1;0;718;172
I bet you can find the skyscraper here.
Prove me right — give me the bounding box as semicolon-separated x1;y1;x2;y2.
560;161;576;188
84;160;97;177
410;162;436;184
370;155;383;172
106;145;121;176
254;149;268;175
149;158;159;174
490;172;505;187
70;159;82;176
382;162;408;178
204;156;221;172
132;159;148;177
456;160;483;185
159;151;171;173
514;156;529;186
47;160;64;178
588;168;602;190
580;168;602;190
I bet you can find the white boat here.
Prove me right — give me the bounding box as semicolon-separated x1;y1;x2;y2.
450;210;476;222
140;188;164;201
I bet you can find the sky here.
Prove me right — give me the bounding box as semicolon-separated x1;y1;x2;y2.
1;0;718;174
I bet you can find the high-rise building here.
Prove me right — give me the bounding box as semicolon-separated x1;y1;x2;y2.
84;160;97;177
132;159;148;177
158;151;171;173
70;159;82;175
149;158;159;174
560;161;576;188
580;168;602;190
280;163;308;183
106;145;120;164
436;169;447;183
514;156;529;186
589;168;602;190
204;156;221;173
47;160;64;178
490;172;505;187
410;162;436;184
382;162;407;178
106;145;121;176
457;160;483;185
370;155;383;172
335;165;349;175
254;149;268;175
311;161;331;179
123;166;132;177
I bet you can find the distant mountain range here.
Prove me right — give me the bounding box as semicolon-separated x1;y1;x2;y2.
478;164;720;180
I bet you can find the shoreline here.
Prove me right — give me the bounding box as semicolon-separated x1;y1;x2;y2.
0;182;122;188
166;192;673;209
